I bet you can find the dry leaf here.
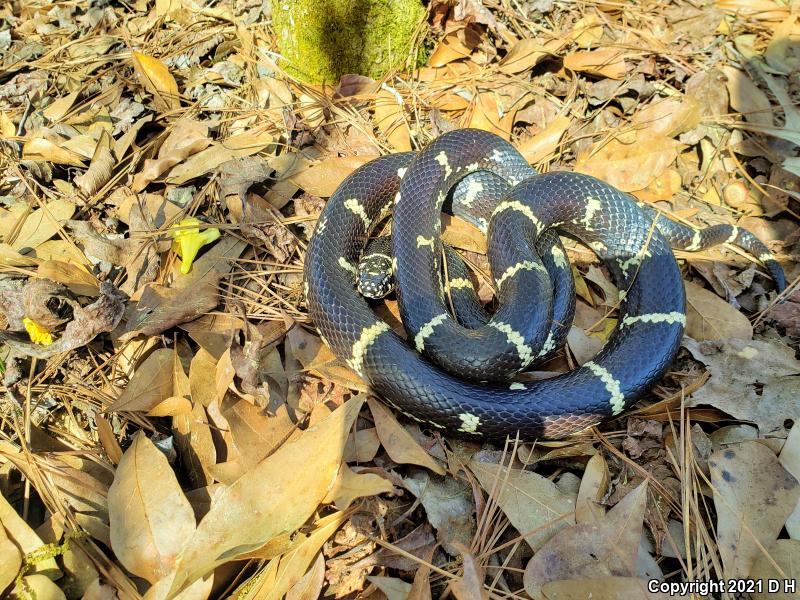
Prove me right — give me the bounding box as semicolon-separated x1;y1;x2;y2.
367;397;446;475
576;453;609;524
132;51;181;112
470;459;576;551
132;120;212;191
289;155;373;197
564;48;630;80
22;138;86;167
252;512;349;600
106;349;174;413
374;88;412;151
684;280;753;340
9;198;75;252
498;37;565;74
779;424;800;539
684;337;800;436
571;15;604;48
749;539;800;599
523;482;648;598
165;131;274;185
631;97;701;138
108;432;196;584
285;553;325;600
0;524;22;591
163;395;365;595
74;130;115;196
709;441;800;578
323;464;395;509
517;114;570;164
541;577;681;599
721;67;773;128
575;135;680;192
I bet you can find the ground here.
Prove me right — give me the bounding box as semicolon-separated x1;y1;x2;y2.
0;0;799;599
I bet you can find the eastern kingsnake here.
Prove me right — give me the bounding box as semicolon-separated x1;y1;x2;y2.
303;129;786;439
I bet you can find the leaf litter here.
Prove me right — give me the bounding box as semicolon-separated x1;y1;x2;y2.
0;0;799;598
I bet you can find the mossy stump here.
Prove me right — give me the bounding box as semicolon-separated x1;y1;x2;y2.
271;0;426;84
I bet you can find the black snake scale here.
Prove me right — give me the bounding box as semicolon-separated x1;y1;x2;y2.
303;129;786;439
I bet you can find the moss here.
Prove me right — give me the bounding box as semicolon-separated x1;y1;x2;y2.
271;0;427;84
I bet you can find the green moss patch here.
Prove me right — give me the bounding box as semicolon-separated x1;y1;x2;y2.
271;0;426;84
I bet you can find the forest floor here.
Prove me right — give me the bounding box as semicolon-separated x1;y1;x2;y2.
0;0;799;599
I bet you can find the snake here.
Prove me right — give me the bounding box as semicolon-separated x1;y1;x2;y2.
303;129;786;439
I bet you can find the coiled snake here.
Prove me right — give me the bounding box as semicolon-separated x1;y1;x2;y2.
303;129;786;439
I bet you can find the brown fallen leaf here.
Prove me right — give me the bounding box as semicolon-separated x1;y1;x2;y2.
448;543;488;600
122;236;246;339
367;397;446;475
576;453;609;524
285;553;325;600
684;280;753;340
172;401;217;489
344;427;381;463
517;114;570;164
368;576;412;600
0;523;22;592
131;120;212;192
22;138;87;167
74;130;115;196
498;37;566;74
220;397;296;467
165;130;274;185
563;48;631;79
709;441;800;579
374;88;412;151
322;464;395;510
132;51;181;112
721;66;774;128
108;432;196;585
749;539;800;600
0;476;60;577
161;395;365;595
428;24;481;67
684;337;800;436
105;348;174;413
523;482;648;598
401;470;475;554
631;97;701;138
541;576;683;599
779;424;800;538
288;155;373;198
8;198;75;252
250;511;350;599
575;135;681;192
469;459;576;551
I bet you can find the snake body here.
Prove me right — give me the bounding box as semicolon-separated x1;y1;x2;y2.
303;129;786;439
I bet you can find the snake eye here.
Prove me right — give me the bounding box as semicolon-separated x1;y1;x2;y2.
357;253;394;299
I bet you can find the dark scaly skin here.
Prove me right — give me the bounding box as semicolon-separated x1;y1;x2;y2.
303;129;786;440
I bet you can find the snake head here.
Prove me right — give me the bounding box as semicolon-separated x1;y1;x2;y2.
357;252;394;299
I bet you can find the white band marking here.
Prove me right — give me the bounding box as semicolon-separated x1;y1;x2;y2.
346;322;390;376
584;361;625;415
414;313;449;352
488;321;533;365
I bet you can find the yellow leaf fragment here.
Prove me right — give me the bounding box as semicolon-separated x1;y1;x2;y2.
170;217;221;274
23;317;53;346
